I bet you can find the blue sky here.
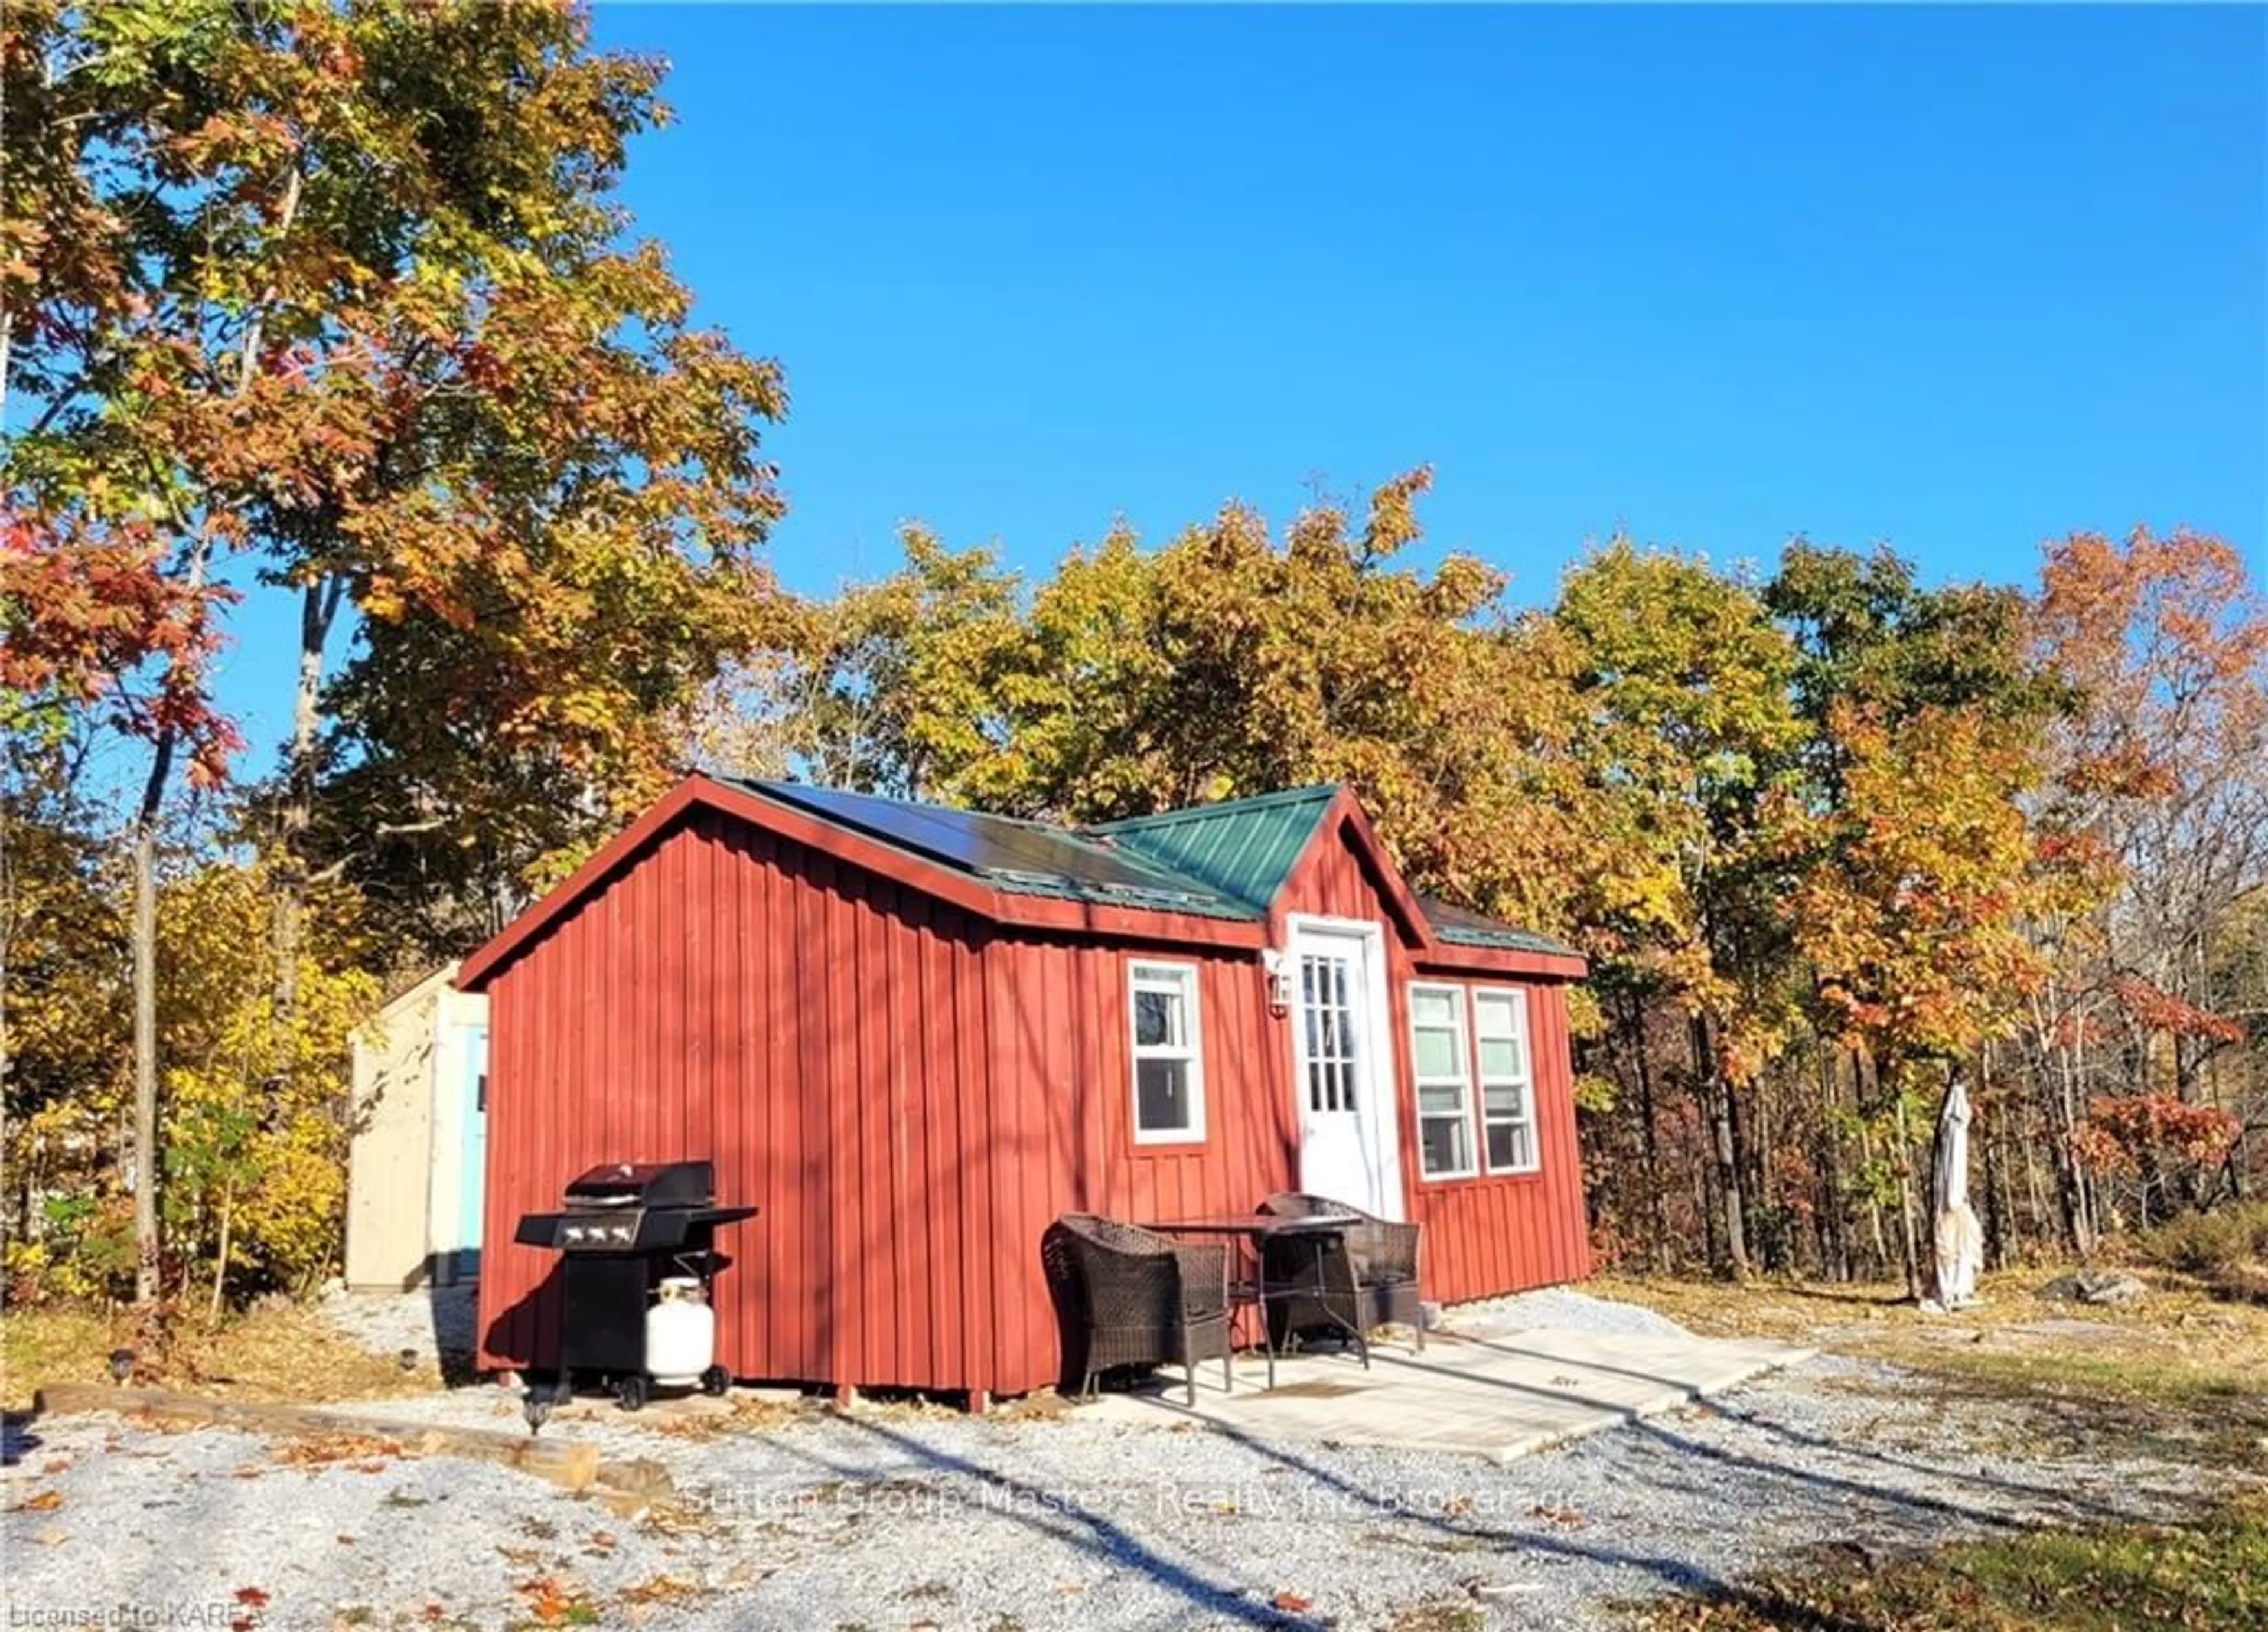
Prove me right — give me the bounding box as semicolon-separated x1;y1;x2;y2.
211;3;2265;753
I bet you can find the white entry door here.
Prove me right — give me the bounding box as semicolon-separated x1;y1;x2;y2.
1289;918;1404;1219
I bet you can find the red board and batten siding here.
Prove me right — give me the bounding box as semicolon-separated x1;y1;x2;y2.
1273;818;1593;1304
472;786;1588;1399
477;810;1293;1395
482;811;1007;1391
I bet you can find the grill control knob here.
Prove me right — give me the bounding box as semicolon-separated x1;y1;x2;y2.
610;1223;633;1243
564;1225;586;1243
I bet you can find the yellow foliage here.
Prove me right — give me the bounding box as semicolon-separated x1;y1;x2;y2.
155;859;380;1291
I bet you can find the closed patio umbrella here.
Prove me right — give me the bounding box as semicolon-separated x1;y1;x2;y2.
1921;1078;1984;1311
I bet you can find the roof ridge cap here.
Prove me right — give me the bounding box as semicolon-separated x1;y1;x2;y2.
1086;782;1341;831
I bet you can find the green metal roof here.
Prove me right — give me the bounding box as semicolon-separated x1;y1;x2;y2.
1083;785;1340;912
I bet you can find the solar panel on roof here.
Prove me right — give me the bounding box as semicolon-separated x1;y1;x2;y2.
750;781;1226;899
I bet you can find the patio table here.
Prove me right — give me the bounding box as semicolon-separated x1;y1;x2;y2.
1141;1213;1370;1388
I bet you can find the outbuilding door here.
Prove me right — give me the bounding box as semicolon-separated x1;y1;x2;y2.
457;1023;488;1277
1288;916;1405;1219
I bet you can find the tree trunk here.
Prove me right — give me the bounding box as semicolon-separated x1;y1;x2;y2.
1816;1044;1849;1281
1748;1071;1774;1271
1858;1101;1889;1281
208;1175;235;1325
1692;1014;1750;1277
2064;1016;2099;1255
1983;1088;2019;1270
123;163;304;1305
1628;994;1669;1273
130;748;174;1305
271;573;344;1063
2022;1115;2049;1254
1977;1043;2008;1268
1891;1082;1922;1301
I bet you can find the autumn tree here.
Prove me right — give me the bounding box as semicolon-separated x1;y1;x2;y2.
1555;541;1804;1275
1778;703;2090;1288
969;472;1594;935
1758;541;2083;1274
689;528;1025;801
6;0;786;1288
2029;527;2268;1233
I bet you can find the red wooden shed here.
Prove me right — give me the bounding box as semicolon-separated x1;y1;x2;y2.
456;774;1591;1401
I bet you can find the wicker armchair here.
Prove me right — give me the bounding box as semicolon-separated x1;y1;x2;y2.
1254;1193;1425;1354
1041;1214;1233;1405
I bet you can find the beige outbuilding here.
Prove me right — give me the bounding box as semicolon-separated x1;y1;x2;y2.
343;964;490;1291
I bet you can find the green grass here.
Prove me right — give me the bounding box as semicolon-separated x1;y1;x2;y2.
1633;1494;2268;1631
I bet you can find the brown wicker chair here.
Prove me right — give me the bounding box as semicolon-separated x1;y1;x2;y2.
1041;1214;1233;1405
1254;1193;1425;1354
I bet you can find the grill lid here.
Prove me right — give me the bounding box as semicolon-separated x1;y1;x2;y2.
562;1160;715;1210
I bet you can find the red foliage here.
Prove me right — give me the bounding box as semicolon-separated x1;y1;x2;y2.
0;511;241;782
2072;1094;2240;1177
2110;975;2247;1044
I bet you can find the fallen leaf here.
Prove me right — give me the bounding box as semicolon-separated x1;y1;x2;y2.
40;1457;70;1474
32;1526;67;1546
335;1536;356;1546
1270;1592;1313;1612
279;1434;400;1468
620;1575;698;1604
9;1489;63;1513
514;1576;589;1627
233;1587;270;1608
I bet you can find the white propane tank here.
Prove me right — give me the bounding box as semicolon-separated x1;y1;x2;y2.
644;1277;715;1386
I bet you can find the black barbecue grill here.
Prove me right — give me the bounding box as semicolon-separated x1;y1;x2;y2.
514;1160;757;1410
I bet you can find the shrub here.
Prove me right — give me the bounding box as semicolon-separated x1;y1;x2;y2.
2130;1202;2268;1281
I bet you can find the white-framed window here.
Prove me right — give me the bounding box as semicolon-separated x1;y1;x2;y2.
1408;982;1478;1179
1129;960;1205;1143
1472;987;1539;1173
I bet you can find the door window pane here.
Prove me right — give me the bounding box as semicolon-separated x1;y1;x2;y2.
1301;950;1360;1113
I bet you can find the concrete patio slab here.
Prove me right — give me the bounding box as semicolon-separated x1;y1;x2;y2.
1078;1325;1816;1461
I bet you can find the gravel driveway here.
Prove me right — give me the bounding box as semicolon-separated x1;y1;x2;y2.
0;1296;2227;1632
